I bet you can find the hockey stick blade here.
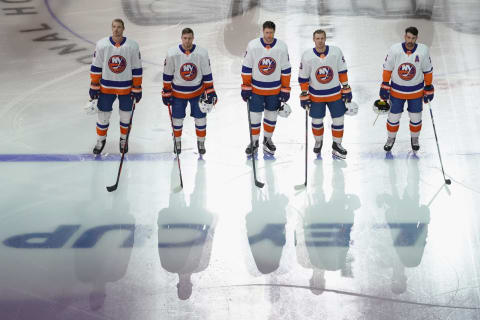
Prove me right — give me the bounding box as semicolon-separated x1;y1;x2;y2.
294;183;306;190
106;184;118;192
255;180;265;188
445;179;451;185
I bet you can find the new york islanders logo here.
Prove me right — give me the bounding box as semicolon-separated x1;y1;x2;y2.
258;57;276;75
397;63;416;81
315;66;334;84
108;55;127;74
180;63;197;81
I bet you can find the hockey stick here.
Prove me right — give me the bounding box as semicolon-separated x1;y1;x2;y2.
427;101;451;185
246;99;264;188
295;106;309;190
167;103;184;189
106;101;136;192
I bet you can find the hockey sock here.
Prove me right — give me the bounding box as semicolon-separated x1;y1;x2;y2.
263;110;278;139
173;117;184;142
408;111;422;138
96;111;112;140
386;112;402;139
312;117;324;142
250;111;262;142
195;117;207;142
119;110;131;139
332;116;344;144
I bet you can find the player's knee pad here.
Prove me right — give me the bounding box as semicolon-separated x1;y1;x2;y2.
312;117;324;126
194;117;206;127
332;115;344;126
387;112;402;123
173;117;184;127
264;109;278;122
119;110;131;124
97;111;112;125
250;111;262;124
408;111;422;123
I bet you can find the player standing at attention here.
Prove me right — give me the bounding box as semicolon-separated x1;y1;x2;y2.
90;18;143;154
162;28;217;155
380;26;434;152
298;29;352;159
241;21;291;156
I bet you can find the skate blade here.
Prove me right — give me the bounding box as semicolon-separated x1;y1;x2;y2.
332;152;346;160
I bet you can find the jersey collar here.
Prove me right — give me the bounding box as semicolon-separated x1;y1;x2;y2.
260;38;277;49
313;46;329;57
179;44;196;54
110;37;127;47
402;42;418;54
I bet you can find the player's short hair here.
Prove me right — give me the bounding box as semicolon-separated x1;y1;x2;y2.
405;26;418;36
263;21;276;31
112;18;125;28
182;28;194;36
313;29;326;37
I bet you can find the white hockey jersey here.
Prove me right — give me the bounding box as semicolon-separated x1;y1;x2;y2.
241;38;291;95
90;37;143;95
163;44;214;99
382;42;433;100
298;46;348;102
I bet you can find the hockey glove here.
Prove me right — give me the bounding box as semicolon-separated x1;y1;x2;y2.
279;87;291;102
379;82;391;100
341;84;352;103
299;91;311;109
89;82;100;100
423;84;434;103
162;89;173;106
131;86;142;103
205;88;218;105
241;84;252;102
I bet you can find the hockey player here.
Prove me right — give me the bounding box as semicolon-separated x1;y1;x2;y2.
241;21;291;156
380;26;434;152
90;19;142;154
298;29;352;159
161;28;218;155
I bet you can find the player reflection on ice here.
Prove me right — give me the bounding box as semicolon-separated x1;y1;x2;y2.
157;161;216;300
377;154;430;294
295;160;359;294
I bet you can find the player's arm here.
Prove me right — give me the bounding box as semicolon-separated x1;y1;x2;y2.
131;44;143;103
201;52;217;105
380;47;395;100
338;50;351;103
162;52;174;106
422;48;434;102
89;43;103;99
241;44;253;101
279;48;291;102
298;54;311;109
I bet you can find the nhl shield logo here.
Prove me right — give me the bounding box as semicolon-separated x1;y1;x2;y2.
315;66;334;84
397;63;416;81
108;55;127;74
258;57;276;75
180;62;198;81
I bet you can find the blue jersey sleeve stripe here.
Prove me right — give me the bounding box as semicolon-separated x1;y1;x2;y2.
163;74;174;81
90;65;102;72
281;67;291;74
132;68;143;76
298;77;309;83
202;74;213;81
242;66;253;73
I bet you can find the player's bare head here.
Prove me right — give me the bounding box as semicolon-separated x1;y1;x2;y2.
313;29;326;38
313;29;326;49
404;26;418;48
181;28;194;50
262;21;275;43
111;19;125;38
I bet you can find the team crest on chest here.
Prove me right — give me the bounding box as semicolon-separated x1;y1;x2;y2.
397;62;416;81
315;66;334;84
108;55;127;74
258;57;276;75
180;62;198;81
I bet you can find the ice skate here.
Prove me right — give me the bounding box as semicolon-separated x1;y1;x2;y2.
93;139;106;155
384;137;396;152
332;142;347;159
263;137;276;155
